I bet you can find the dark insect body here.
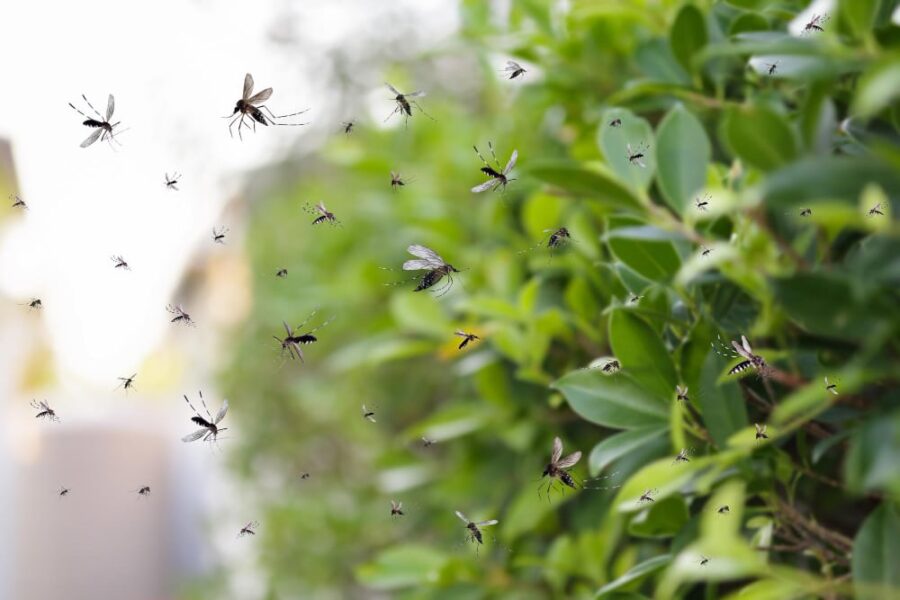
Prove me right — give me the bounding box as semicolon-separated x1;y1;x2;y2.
700;556;710;566
164;172;181;190
803;13;828;33
765;62;778;75
25;298;42;310
276;268;288;278
701;246;712;257
825;377;838;395
239;521;259;537
400;244;460;296
540;437;582;498
676;385;689;403
212;227;228;244
695;194;710;211
547;227;571;249
755;423;768;440
390;171;410;190
601;360;621;373
455;511;498;547
10;194;26;209
167;304;194;326
273;311;333;363
31;399;59;422
718;505;730;514
471;142;518;193
306;202;338;225
181;391;229;443
715;335;769;376
300;472;310;480
421;437;435;447
384;82;433;126
609;118;622;127
136;486;151;497
111;255;130;270
225;73;308;140
58;487;70;497
626;142;649;167
362;405;376;422
867;203;884;217
68;94;124;148
342;121;355;135
800;208;812;217
638;488;657;504
502;60;526;79
454;330;480;350
673;448;691;464
117;373;137;392
390;500;404;517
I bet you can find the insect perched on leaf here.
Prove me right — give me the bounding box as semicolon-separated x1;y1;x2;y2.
224;73;308;140
390;500;404;517
471;142;518;193
824;377;838;395
455;511;498;547
717;505;730;514
626;142;649;167
454;330;480;350
181;391;228;443
803;13;829;33
800;207;812;217
764;61;779;75
695;194;710;211
609;118;622;127
540;437;582;497
117;373;137;392
384;82;433;126
638;488;657;504
10;194;26;210
501;60;526;80
715;335;769;377
673;448;692;464
58;487;71;497
276;268;288;278
31;399;59;422
755;423;768;440
401;244;461;296
422;437;435;448
867;202;885;217
341;120;355;135
362;404;377;423
305;201;338;225
68;94;124;148
164;172;181;191
212;227;228;244
700;556;710;566
111;255;130;270
136;486;151;498
273;311;333;363
676;385;690;403
166;304;194;326
238;521;259;537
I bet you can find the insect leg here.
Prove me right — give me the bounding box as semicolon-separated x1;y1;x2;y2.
68;102;90;119
81;94;105;120
487;141;501;171
384;104;401;123
410;101;435;121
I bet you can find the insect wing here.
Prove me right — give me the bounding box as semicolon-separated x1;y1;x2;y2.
247;88;273;105
402;259;435;271
385;82;402;96
404;91;426;98
471;179;500;193
214;399;229;424
455;511;470;524
242;73;255;100
551;436;563;464
731;339;752;359
475;519;498;528
106;94;115;120
556;451;582;470
282;321;294;337
80;128;103;148
503;150;518;175
406;244;445;267
741;335;753;355
182;428;208;442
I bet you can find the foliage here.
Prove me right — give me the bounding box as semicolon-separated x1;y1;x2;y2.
216;1;900;598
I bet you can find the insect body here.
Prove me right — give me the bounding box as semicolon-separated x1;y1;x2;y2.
181;391;228;443
307;202;337;225
601;360;621;373
58;487;71;497
167;304;194;326
867;203;885;217
502;60;526;79
701;246;712;257
239;521;259;537
764;61;779;75
111;255;130;270
68;94;123;148
117;373;137;392
471;142;518;193
164;172;181;190
300;472;310;480
454;330;480;350
609;118;622;127
800;208;812;217
385;83;432;126
803;13;828;33
455;511;498;546
25;298;42;310
225;73;308;140
390;500;404;517
276;268;288;278
824;377;838;395
342;121;355;135
212;227;228;244
626;142;649;167
700;556;710;566
717;335;769;376
547;227;571;249
717;505;730;514
402;245;461;296
673;448;691;463
31;399;59;422
10;194;26;209
273;311;333;362
390;171;411;190
638;488;657;504
695;194;710;211
136;486;151;497
422;437;435;447
362;405;376;423
541;437;582;495
755;423;768;440
676;385;689;403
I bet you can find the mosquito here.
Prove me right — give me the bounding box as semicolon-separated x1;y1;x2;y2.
609;118;622;127
626;142;649;167
764;61;779;75
181;391;228;444
803;13;828;33
384;82;433;126
720;335;769;376
455;330;480;350
676;385;690;403
390;500;404;517
117;373;137;392
167;304;194;326
825;377;838;395
390;171;411;190
501;60;526;79
111;255;130;270
422;437;435;447
401;244;461;296
212;227;228;244
638;488;657;504
10;194;26;210
600;359;621;374
755;423;768;440
455;511;498;547
867;202;885;217
700;556;710;566
164;172;181;190
362;404;377;423
24;298;42;310
717;505;730;514
471;142;518;193
225;73;308;140
799;207;812;217
628;294;642;304
136;486;151;498
238;521;259;537
695;194;710;211
673;448;692;464
31;399;59;422
58;487;71;497
701;246;712;257
305;202;338;225
68;94;123;148
341;121;355;135
276;268;288;278
273;311;333;362
540;436;582;497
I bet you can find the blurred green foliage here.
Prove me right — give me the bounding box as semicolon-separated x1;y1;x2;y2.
214;1;900;598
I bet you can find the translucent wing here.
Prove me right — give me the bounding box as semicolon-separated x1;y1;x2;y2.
455;510;469;524
247;88;273;105
505;60;521;70
80;128;103;148
106;94;115;120
283;321;293;336
732;339;751;359
626;143;633;155
40;400;51;411
556;451;582;469
551;436;563;464
454;330;469;337
634;157;646;168
182;428;207;442
476;519;498;528
386;82;401;96
471;179;500;193
407;244;445;266
755;423;766;434
243;73;255;100
214;399;229;424
315;202;327;214
405;91;426;98
503;150;518;175
402;259;434;271
741;335;753;355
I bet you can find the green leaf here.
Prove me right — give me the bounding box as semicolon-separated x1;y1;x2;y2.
840;0;881;39
355;544;448;590
763;156;900;207
635;39;691;85
589;426;670;475
722;105;798;171
845;411;900;497
609;309;677;399
525;160;642;210
655;104;710;213
628;496;690;538
596;555;672;597
606;217;681;283
670;4;707;73
852;503;900;600
852;57;900;119
697;351;748;447
598;109;656;192
553;369;669;429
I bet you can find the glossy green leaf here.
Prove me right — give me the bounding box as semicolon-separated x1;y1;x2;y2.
355;544;448;590
655;104;710;213
670;4;707;73
609;309;677;399
845;411;900;496
589;425;670;475
553;369;669;429
525;160;642;210
722;105;798;171
853;57;900;119
596;555;671;597
628;496;689;538
606;217;681;283
840;0;881;39
697;351;748;447
852;503;900;600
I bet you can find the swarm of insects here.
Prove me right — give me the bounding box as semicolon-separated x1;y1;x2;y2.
673;448;692;464
10;194;26;210
136;486;151;497
238;521;259;537
68;94;124;148
304;202;338;226
362;404;377;423
111;255;130;270
225;73;308;140
695;194;710;212
609;118;622;127
471;142;518;193
164;172;181;190
455;511;498;547
384;83;433;126
212;227;228;244
390;500;404;517
676;385;689;403
400;245;461;296
638;488;658;504
181;391;228;443
273;311;333;363
454;330;480;350
31;399;59;422
117;373;137;392
626;142;649;167
540;436;582;498
755;423;768;440
501;60;526;79
714;334;770;377
718;505;730;514
166;304;194;326
867;202;885;217
803;13;829;33
825;377;838;395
